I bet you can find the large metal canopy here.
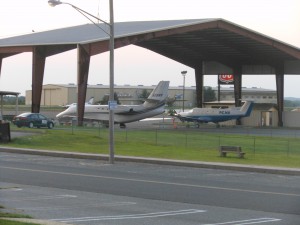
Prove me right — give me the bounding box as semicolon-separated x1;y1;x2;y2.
0;18;299;126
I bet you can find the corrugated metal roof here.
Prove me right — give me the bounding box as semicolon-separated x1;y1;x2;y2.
0;91;20;96
0;19;212;47
0;18;299;73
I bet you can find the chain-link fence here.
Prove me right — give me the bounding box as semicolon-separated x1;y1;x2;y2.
64;124;300;158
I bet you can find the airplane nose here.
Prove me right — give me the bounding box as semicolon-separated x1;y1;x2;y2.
56;111;64;118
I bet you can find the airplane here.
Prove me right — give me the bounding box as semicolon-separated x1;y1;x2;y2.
173;101;254;125
62;97;94;108
56;81;170;128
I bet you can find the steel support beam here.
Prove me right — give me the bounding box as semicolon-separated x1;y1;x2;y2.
233;65;242;125
77;44;91;126
195;63;204;108
233;66;242;107
0;58;2;77
276;64;284;127
32;47;46;113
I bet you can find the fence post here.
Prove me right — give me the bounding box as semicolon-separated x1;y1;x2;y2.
71;118;75;135
185;132;188;148
98;122;101;137
253;137;256;157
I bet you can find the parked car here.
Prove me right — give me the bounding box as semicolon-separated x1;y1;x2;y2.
13;113;54;129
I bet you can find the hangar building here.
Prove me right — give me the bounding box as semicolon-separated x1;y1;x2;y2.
25;84;277;107
1;19;300;126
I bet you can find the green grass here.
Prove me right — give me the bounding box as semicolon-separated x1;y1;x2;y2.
0;213;31;219
0;206;35;225
0;220;39;225
4;126;300;168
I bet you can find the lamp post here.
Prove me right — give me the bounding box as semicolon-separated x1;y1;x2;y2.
48;0;115;164
181;71;187;112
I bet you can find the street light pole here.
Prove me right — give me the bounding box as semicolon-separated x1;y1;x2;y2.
108;0;115;164
181;71;187;112
48;0;115;164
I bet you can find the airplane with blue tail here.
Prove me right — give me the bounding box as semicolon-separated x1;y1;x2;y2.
174;101;254;124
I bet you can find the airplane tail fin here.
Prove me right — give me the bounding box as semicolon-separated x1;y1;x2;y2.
87;97;94;105
143;81;170;107
240;101;254;116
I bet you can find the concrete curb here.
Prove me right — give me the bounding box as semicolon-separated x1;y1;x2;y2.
2;218;72;225
1;147;300;176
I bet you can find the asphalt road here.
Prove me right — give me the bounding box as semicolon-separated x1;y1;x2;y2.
1;153;300;225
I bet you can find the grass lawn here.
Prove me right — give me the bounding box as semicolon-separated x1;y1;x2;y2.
0;207;35;225
0;220;39;225
4;126;300;168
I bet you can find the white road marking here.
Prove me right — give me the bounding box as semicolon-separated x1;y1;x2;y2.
52;209;206;222
0;187;23;191
0;154;14;157
2;194;77;202
17;202;137;211
1;165;299;197
201;218;281;225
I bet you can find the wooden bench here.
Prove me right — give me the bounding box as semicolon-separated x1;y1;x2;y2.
219;146;245;158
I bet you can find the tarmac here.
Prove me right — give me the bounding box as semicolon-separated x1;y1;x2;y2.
0;146;300;176
1;145;300;225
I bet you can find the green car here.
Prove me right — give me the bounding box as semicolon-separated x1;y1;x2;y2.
13;113;54;129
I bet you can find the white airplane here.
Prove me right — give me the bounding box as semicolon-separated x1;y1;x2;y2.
56;81;170;128
63;97;94;108
174;101;254;124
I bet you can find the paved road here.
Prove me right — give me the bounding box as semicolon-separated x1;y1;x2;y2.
1;153;300;225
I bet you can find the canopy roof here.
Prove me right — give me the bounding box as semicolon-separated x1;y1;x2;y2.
0;18;299;74
0;91;20;96
1;18;298;126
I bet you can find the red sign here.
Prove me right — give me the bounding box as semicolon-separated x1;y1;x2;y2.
218;74;234;84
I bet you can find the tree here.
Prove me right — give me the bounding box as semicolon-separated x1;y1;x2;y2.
204;86;216;102
139;89;151;100
166;96;176;107
99;92;120;105
1;96;25;105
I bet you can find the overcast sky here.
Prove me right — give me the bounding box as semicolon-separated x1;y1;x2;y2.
0;0;299;97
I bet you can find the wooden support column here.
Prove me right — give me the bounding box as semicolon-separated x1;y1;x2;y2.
233;65;242;125
276;64;284;127
77;44;91;126
195;63;204;108
32;47;46;113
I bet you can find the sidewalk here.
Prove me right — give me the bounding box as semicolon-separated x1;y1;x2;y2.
1;146;300;175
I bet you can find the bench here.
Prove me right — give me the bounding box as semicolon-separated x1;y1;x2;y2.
219;146;245;158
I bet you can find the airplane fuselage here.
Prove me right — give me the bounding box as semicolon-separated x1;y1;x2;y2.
57;104;165;123
56;81;170;125
176;101;254;123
